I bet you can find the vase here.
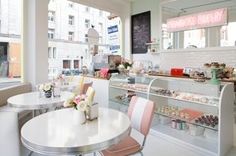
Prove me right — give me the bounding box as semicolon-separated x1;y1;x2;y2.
79;110;87;124
44;90;52;98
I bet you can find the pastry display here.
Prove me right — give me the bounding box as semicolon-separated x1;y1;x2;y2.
171;119;187;130
157;106;203;122
115;91;136;103
195;115;218;128
112;83;148;92
152;87;218;105
154;88;176;96
203;62;234;79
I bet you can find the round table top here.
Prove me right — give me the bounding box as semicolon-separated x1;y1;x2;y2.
21;108;131;155
7;91;74;110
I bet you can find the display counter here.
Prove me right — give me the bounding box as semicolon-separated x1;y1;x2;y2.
108;74;235;156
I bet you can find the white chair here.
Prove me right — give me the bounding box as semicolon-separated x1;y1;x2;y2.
0;111;20;156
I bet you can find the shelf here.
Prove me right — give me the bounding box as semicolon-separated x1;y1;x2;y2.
147;52;160;55
146;42;159;45
150;124;218;155
110;84;148;95
149;92;219;107
156;112;218;131
109;98;129;106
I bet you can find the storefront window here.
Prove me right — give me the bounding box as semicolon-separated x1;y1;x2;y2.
184;29;205;48
0;0;21;85
47;0;121;79
220;22;236;46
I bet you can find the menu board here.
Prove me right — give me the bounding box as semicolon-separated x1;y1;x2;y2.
131;11;151;54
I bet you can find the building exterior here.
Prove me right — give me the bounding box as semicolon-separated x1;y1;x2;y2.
0;0;21;78
0;0;121;79
48;0;121;78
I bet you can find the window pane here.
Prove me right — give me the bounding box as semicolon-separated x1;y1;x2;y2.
0;0;21;84
184;29;205;48
221;22;236;46
48;0;121;79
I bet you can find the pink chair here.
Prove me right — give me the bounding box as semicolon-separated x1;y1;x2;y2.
80;81;93;95
100;96;155;156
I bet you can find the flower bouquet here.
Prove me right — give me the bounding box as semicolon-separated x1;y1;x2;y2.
118;58;132;74
64;87;96;124
63;94;91;124
39;83;54;98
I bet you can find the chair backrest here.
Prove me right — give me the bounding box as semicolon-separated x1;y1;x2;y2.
78;76;85;91
73;76;85;95
128;96;155;136
80;81;93;95
0;111;20;156
86;87;95;103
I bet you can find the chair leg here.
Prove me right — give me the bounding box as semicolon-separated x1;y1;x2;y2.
140;151;144;156
28;151;33;156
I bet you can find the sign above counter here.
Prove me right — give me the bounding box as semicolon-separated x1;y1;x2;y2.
167;8;227;32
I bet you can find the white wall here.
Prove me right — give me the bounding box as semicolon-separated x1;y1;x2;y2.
131;0;161;64
159;47;236;70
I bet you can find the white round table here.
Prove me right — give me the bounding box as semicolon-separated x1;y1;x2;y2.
21;108;131;155
7;91;74;110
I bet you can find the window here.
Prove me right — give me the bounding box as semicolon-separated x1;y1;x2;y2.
68;32;74;41
48;11;55;22
85;34;88;42
162;24;174;49
98;23;103;33
99;37;103;44
48;47;52;58
63;60;71;69
68;15;74;25
74;60;79;69
99;10;103;16
85;7;90;12
48;29;55;39
0;0;21;84
85;19;90;28
220;22;236;46
184;29;205;48
53;47;56;58
68;2;73;8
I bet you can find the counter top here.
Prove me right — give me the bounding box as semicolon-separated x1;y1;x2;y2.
82;75;109;80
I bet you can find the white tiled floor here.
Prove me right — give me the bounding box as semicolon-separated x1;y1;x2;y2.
21;129;236;156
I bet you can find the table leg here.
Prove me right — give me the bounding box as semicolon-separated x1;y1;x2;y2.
32;110;36;117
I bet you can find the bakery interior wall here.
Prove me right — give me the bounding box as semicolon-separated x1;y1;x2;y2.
131;0;236;70
130;0;236;146
131;0;161;67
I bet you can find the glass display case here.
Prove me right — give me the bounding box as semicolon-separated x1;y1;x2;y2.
109;74;235;156
109;74;154;112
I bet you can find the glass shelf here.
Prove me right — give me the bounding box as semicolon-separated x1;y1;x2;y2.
156;112;218;131
149;87;219;107
110;84;149;95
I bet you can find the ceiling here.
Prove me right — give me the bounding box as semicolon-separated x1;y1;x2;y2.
162;0;236;13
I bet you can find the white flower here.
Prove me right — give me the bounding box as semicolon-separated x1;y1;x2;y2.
43;83;52;91
118;64;125;69
77;100;89;112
